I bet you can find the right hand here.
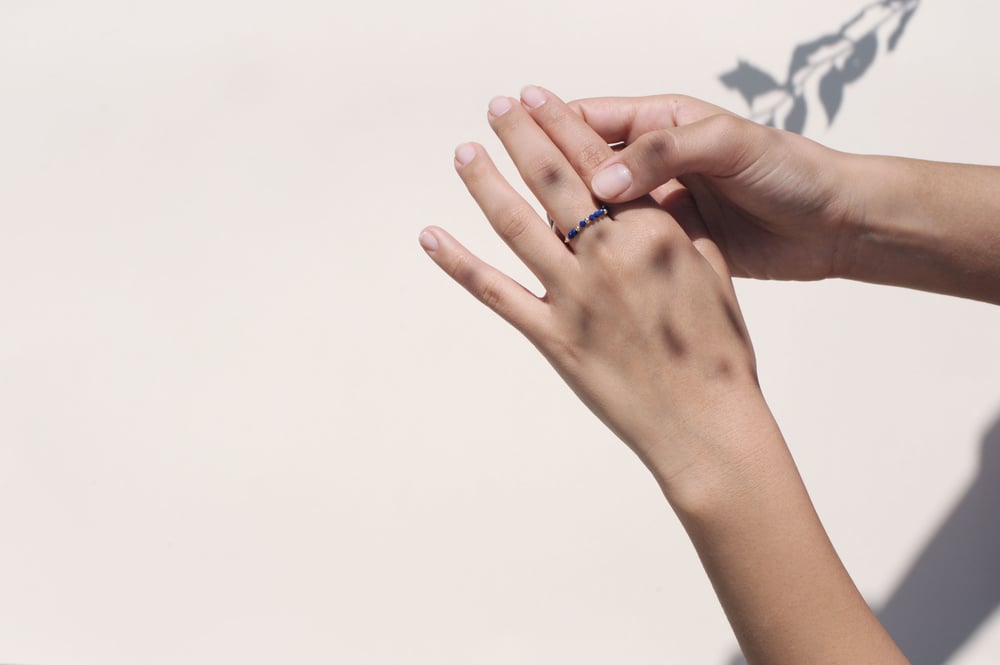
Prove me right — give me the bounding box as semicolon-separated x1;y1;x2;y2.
571;94;862;281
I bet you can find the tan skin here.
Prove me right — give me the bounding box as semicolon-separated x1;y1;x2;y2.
575;93;1000;303
421;85;1000;664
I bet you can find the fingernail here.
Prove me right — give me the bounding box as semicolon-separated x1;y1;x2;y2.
454;142;476;166
591;163;633;199
520;85;546;109
419;230;439;253
488;96;513;117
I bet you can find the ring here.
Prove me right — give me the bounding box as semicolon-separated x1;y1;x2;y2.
562;205;608;244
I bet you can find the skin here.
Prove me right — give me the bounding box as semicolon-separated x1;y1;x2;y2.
419;86;919;665
573;93;1000;304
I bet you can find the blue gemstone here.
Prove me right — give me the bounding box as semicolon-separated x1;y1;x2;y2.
568;229;578;239
579;220;587;227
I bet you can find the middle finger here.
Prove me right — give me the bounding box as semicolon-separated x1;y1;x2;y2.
487;96;604;242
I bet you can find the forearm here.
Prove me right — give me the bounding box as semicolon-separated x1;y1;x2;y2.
647;397;908;665
838;156;1000;304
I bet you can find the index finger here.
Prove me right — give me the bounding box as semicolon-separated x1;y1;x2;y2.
567;94;731;144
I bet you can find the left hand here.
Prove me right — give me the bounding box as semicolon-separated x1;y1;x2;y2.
420;86;770;487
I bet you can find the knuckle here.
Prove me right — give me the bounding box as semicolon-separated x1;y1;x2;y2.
707;112;744;138
706;113;757;171
588;232;627;272
642;130;678;167
671;94;724;125
539;105;571;130
576;142;609;173
447;251;473;281
524;156;565;188
669;95;697;122
478;274;506;312
496;205;535;243
648;222;683;250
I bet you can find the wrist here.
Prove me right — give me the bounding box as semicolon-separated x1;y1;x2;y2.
832;155;1000;303
833;153;927;282
638;387;785;516
827;151;886;281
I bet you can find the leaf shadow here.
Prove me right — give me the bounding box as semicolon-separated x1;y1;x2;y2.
718;0;920;133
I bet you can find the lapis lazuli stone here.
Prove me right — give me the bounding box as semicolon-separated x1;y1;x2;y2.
568;229;578;239
579;220;587;227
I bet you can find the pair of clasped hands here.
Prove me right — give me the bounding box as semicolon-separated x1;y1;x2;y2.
419;85;853;488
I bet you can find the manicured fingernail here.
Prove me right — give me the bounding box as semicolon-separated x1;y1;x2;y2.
454;142;476;166
591;163;633;199
488;96;513;117
419;230;439;253
520;85;546;109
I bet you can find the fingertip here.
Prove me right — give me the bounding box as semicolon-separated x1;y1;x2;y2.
419;227;440;253
454;142;477;168
519;84;548;109
487;96;514;119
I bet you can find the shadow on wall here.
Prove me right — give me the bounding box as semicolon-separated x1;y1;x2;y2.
726;411;1000;665
720;4;1000;661
719;0;919;133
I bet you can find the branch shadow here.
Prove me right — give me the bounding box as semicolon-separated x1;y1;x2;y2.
725;410;1000;665
719;0;920;133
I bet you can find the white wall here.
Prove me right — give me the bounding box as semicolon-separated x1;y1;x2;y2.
1;1;997;663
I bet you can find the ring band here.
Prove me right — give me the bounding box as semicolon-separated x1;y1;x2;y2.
563;205;608;244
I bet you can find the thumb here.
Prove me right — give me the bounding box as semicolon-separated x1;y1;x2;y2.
589;114;765;203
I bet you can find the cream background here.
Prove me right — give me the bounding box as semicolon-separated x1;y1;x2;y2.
0;1;998;663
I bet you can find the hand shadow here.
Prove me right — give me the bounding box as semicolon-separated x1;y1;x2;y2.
726;410;1000;665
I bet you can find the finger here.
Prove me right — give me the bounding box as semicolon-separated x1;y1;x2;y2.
486;95;599;238
453;141;576;287
585;114;768;203
518;85;616;185
418;226;550;343
568;94;729;144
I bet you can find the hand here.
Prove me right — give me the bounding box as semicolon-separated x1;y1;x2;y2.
571;94;860;281
422;89;910;665
420;87;771;487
